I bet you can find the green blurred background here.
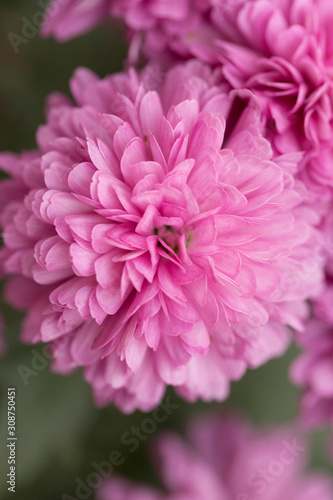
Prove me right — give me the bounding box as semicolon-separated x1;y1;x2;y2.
0;1;332;499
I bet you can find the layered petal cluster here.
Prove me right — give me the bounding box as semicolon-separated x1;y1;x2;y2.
42;0;333;191
98;413;333;500
0;61;323;412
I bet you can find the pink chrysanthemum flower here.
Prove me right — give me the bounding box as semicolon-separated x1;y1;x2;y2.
0;61;323;412
98;413;333;500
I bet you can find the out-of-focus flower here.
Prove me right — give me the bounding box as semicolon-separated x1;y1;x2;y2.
98;413;333;500
291;284;333;428
0;261;6;355
42;0;333;190
0;60;323;412
291;205;333;430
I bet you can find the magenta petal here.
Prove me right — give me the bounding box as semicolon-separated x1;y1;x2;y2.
158;261;187;303
70;321;101;365
95;252;123;288
96;285;125;315
188;112;225;158
181;321;210;349
70;243;98;276
139;91;163;138
125;336;147;372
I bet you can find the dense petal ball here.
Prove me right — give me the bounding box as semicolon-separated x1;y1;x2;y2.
98;414;333;500
0;61;323;412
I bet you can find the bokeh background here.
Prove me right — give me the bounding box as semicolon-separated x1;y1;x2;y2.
0;1;332;499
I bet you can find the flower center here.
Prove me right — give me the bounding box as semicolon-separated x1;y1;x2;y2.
154;225;192;255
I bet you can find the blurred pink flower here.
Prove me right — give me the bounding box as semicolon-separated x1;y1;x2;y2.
291;285;333;428
291;203;333;431
41;0;213;63
0;61;323;412
98;413;333;500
